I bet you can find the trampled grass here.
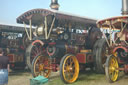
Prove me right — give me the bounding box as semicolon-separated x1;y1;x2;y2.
8;70;128;85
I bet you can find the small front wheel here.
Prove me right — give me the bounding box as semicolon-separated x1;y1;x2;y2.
105;55;119;83
60;54;79;84
32;54;51;78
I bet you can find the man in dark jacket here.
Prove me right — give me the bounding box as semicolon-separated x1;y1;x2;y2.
0;48;9;85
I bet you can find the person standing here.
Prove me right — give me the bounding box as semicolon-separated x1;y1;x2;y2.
0;48;9;85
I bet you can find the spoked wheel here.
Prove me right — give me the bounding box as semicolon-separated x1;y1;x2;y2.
32;54;51;78
60;54;79;84
26;40;45;69
105;55;119;83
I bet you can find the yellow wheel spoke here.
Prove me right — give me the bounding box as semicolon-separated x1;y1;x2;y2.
112;71;115;80
70;58;73;66
109;67;113;74
65;61;69;66
68;73;72;79
70;61;74;67
111;59;115;66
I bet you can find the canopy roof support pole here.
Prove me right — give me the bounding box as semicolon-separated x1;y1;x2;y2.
23;21;30;40
101;27;110;47
119;21;127;36
109;24;112;47
112;24;116;44
29;19;32;40
44;16;48;39
47;17;55;39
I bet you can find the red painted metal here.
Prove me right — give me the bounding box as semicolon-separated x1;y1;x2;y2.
43;58;59;72
46;45;56;56
32;40;44;46
76;53;86;63
117;64;128;72
124;64;128;73
113;46;128;53
51;64;59;72
48;42;56;45
8;54;15;63
117;68;125;71
76;52;93;64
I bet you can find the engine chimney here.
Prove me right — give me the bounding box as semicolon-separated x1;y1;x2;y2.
122;0;128;15
50;0;60;10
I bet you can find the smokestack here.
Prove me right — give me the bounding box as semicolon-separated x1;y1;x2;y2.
122;0;128;15
50;0;60;10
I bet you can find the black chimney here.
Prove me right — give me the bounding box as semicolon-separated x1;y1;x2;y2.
122;0;128;15
50;0;59;10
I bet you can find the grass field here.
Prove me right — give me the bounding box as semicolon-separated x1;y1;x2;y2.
8;70;128;85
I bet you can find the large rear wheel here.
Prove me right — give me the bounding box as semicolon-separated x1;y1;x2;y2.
94;38;109;73
105;55;119;83
26;40;45;69
60;54;79;84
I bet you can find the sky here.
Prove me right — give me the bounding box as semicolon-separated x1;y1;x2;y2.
0;0;121;26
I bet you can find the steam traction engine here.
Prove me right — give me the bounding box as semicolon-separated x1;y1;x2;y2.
97;15;128;83
0;25;28;70
96;0;128;83
17;8;102;83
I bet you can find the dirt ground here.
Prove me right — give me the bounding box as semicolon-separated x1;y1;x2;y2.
8;70;128;85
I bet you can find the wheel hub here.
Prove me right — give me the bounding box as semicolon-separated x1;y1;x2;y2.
39;64;44;71
66;66;72;72
111;66;115;70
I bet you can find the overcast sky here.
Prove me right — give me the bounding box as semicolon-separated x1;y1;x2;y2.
0;0;121;26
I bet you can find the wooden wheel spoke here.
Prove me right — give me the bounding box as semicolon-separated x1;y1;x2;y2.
40;68;50;77
35;47;39;53
64;65;67;70
68;73;72;79
70;58;72;63
110;60;114;66
111;71;116;80
70;59;74;67
33;46;38;52
65;60;69;67
35;46;41;54
65;72;72;79
32;49;38;56
33;45;42;55
68;69;74;79
70;69;74;75
109;67;113;74
64;73;69;79
112;60;116;66
68;58;71;65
